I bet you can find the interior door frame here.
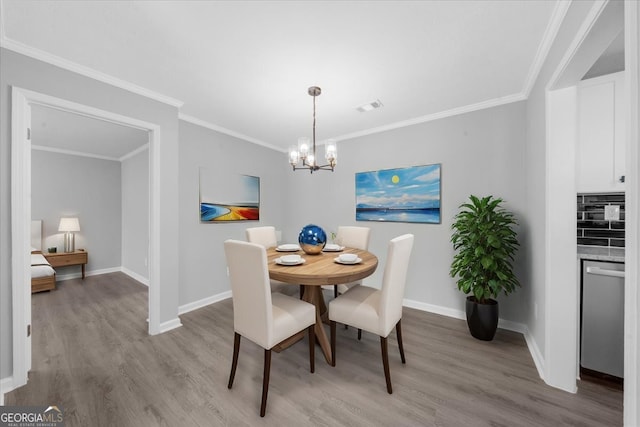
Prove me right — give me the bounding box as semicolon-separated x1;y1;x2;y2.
544;0;638;423
10;86;162;389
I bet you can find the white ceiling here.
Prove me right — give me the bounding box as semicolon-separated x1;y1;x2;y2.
2;1;564;156
31;105;149;161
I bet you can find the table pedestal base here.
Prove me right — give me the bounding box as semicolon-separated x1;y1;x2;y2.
272;286;332;364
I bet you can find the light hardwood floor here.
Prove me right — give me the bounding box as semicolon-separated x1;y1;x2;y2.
7;273;622;426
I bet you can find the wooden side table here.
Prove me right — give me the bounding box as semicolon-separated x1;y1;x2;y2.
44;250;88;279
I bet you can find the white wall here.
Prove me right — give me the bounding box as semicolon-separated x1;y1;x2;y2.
524;0;608;386
31;150;122;275
177;120;288;306
282;101;528;323
0;47;180;380
122;148;149;282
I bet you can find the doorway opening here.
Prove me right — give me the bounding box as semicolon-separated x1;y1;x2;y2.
11;87;162;389
543;3;638;424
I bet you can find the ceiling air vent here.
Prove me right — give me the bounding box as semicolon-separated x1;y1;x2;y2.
356;99;383;113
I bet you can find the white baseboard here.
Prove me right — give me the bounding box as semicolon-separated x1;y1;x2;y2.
523;329;545;380
121;267;149;287
497;317;527;334
55;267;121;282
158;318;182;333
178;291;232;315
403;298;545;381
1;376;14;406
403;298;466;320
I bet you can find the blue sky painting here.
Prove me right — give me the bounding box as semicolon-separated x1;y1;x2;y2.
355;164;441;223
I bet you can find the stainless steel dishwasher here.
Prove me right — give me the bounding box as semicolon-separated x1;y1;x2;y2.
580;260;625;378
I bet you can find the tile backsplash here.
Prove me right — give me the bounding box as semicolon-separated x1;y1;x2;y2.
577;193;625;248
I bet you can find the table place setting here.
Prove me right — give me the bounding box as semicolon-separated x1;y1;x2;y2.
322;243;344;252
275;254;306;266
334;253;362;265
276;243;301;252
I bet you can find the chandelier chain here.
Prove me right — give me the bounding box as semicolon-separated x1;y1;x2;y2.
312;91;317;157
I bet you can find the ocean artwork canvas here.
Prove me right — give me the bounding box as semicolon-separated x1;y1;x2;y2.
355;164;441;224
200;168;260;222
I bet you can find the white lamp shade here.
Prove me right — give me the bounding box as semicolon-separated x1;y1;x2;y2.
288;145;300;165
58;217;80;232
325;139;337;162
298;137;310;158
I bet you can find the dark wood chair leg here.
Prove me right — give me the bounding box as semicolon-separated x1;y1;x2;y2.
380;336;393;394
396;320;406;364
358;329;362;340
228;333;241;389
260;349;272;417
308;325;315;373
299;285;304;299
330;320;337;367
334;285;338;298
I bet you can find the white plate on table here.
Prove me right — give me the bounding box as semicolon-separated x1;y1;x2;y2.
276;244;301;252
323;244;344;252
275;257;306;266
334;257;362;265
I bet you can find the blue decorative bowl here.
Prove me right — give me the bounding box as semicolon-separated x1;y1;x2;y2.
298;224;327;255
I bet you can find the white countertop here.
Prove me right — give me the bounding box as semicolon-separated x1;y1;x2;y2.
577;246;625;263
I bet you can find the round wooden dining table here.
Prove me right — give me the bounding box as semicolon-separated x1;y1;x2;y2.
267;247;378;364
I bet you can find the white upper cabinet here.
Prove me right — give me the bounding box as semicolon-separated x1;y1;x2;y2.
576;71;625;193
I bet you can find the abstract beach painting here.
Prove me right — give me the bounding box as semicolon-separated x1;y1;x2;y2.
356;164;441;224
200;168;260;222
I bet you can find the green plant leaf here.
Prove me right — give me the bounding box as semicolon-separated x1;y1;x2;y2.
481;256;493;269
450;194;521;301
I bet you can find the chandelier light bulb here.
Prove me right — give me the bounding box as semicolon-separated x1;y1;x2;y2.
289;145;300;165
325;139;337;164
298;137;310;159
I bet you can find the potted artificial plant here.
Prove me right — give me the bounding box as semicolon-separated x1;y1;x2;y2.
450;195;520;341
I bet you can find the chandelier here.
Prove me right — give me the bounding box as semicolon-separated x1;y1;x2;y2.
288;86;337;173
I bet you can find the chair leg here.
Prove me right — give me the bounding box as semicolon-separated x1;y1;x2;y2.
396;320;406;364
330;320;337;367
299;285;304;299
308;325;315;373
228;332;241;389
358;329;362;340
260;349;272;417
334;285;338;298
380;336;393;394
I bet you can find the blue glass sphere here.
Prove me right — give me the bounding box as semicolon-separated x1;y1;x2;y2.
298;224;327;255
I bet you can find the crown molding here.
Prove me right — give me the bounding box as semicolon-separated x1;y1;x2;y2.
522;0;572;97
547;0;610;91
335;92;527;142
0;37;184;109
32;143;148;163
32;144;120;162
1;0;568;151
119;143;149;162
178;113;286;153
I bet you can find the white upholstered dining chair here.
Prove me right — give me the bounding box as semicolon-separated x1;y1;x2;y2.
224;239;316;417
246;226;289;294
245;226;278;248
324;226;371;297
329;233;414;394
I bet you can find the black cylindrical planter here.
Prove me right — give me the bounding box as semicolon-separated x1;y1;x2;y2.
465;296;499;341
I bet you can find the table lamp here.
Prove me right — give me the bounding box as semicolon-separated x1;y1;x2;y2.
58;217;80;252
